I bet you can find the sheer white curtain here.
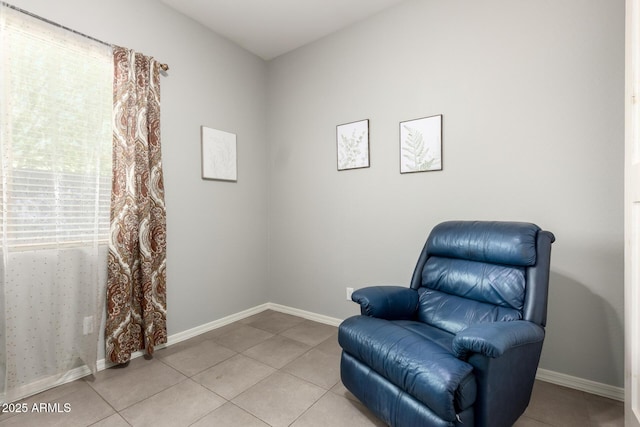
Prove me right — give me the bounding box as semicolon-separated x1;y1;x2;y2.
0;5;112;402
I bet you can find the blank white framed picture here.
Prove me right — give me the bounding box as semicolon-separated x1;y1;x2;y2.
201;126;237;182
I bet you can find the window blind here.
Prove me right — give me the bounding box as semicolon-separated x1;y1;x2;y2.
0;5;112;248
4;170;111;245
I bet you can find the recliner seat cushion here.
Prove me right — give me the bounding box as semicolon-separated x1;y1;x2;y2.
339;315;476;422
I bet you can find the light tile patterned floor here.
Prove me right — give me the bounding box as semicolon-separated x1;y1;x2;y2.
0;310;624;426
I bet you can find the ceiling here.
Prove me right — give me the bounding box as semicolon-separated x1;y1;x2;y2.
159;0;406;61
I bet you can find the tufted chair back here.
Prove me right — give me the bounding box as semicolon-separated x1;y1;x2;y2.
409;221;555;334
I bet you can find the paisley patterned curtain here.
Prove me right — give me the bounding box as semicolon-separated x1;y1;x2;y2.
106;47;167;364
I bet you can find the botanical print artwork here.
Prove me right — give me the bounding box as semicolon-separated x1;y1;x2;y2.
202;127;237;181
337;119;369;170
400;115;442;173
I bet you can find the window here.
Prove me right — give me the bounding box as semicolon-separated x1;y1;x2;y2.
0;5;112;248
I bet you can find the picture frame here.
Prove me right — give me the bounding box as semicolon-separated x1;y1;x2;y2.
400;114;443;174
336;119;370;171
201;126;237;182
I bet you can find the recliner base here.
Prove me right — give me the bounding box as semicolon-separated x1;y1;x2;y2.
341;351;473;427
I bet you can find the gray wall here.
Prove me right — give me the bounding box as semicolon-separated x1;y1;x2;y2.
9;0;270;347
8;0;625;389
267;0;625;387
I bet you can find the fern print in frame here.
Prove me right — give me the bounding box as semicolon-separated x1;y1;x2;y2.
337;119;370;171
400;114;442;174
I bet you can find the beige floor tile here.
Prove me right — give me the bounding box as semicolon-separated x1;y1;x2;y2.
513;415;551;426
191;402;268;427
245;311;307;334
212;325;274;352
243;335;311;369
0;380;114;427
330;381;359;402
524;381;591;427
2;315;623;427
156;339;236;377
280;321;338;346
314;333;341;357
195;321;245;341
119;379;225;427
0;380;86;423
584;393;624;426
192;354;276;399
283;348;341;389
89;413;131;427
238;310;276;325
163;335;205;349
85;357;186;411
291;392;385;427
232;372;326;427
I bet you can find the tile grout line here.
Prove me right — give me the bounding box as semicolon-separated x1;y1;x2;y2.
289;388;333;427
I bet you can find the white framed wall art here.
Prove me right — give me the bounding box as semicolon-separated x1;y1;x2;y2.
337;119;370;171
201;126;237;182
400;114;443;174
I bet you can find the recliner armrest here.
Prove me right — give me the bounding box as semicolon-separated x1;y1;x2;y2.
351;286;418;320
452;321;545;359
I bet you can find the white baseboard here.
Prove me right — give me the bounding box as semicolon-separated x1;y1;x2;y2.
4;303;624;404
98;303;272;371
0;364;93;404
169;303;273;345
266;303;343;327
535;368;624;401
4;304;274;402
96;303;340;378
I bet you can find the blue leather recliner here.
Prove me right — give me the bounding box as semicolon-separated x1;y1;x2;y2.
338;221;555;427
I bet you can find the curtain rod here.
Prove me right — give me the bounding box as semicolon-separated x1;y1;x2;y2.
1;2;169;72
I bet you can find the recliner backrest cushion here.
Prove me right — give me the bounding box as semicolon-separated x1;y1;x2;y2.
426;221;539;267
416;221;541;334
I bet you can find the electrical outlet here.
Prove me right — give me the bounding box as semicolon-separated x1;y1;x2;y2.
83;316;94;335
346;287;354;301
